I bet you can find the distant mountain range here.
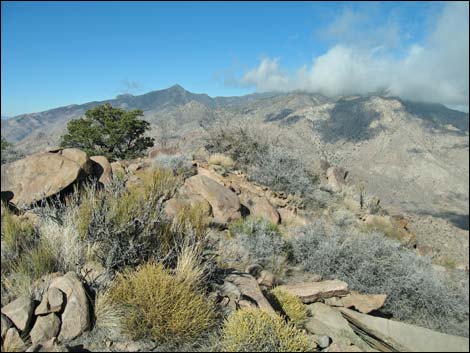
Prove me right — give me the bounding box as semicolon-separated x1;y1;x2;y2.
1;84;469;233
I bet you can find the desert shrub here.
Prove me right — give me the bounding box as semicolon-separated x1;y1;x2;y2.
153;153;195;178
269;287;308;328
171;202;209;242
360;217;408;243
208;153;236;169
290;222;469;336
109;262;216;346
1;208;36;269
93;289;127;339
220;308;312;352
227;217;287;273
205;128;318;205
332;208;357;228
79;170;185;272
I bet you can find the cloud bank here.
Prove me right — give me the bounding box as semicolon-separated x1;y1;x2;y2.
241;2;469;111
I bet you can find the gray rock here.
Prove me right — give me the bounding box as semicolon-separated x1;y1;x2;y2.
339;307;470;352
3;327;26;352
1;296;35;331
29;313;61;344
315;335;331;349
50;272;91;341
277;280;349;304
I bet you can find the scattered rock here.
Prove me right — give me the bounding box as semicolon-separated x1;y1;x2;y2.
29;313;61;344
256;270;278;289
1;296;35;331
278;280;349;304
3;327;26;352
50;272;91;341
110;161;126;177
225;273;276;314
183;175;241;225
339;307;470;352
341;292;387;314
34;288;64;316
26;338;69;352
90;155;113;185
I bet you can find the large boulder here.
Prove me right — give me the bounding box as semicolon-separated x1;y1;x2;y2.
90;155;113;186
277;280;349;304
60;148;93;176
49;272;91;341
1;296;35;331
183;175;241;225
3;327;26;352
34;288;64;316
1;151;87;207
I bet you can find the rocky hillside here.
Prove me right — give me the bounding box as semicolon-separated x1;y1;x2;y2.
1;145;469;351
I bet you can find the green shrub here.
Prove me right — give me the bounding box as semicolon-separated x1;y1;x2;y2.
109;262;216;346
290;222;469;337
270;287;308;328
221;308;312;352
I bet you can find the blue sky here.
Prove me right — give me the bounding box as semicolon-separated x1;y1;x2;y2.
1;1;468;116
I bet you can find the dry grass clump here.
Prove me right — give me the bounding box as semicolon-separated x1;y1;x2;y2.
270;287;308;328
171;202;209;241
361;217;408;243
221;308;312;352
108;262;216;346
208;153;236;169
93;289;127;339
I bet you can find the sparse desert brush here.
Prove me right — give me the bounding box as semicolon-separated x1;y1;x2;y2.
360;216;408;243
1;207;36;267
153;153;195;178
171;202;209;241
269;287;308;328
208;153;235;169
221;308;312;352
109;262;216;346
77;171;184;271
205;127;319;205
290;222;469;337
227;217;287;274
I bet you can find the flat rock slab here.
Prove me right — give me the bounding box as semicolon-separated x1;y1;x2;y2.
1;296;34;331
341;292;387;314
305;302;372;351
278;280;349;303
339;307;470;352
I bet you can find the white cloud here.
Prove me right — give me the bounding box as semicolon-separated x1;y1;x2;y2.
241;2;469;111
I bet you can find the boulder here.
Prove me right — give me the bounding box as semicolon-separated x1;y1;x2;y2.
110;161;126;178
315;335;331;349
60;148;92;176
1;152;85;207
341;292;387;314
225;273;275;314
80;261;109;287
29;313;61;344
326;167;347;192
339;307;470;352
90;156;113;186
1;314;12;339
35;288;64;315
3;327;26;352
50;272;90;341
278;280;349;304
1;296;35;331
183;175;241;225
239;192;280;224
324;297;344;307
